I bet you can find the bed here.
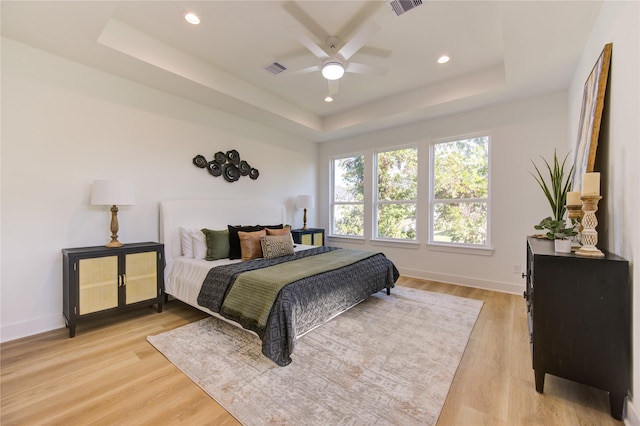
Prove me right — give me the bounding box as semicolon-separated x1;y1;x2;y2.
159;198;399;366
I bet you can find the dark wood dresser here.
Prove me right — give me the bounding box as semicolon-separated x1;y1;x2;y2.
523;237;630;420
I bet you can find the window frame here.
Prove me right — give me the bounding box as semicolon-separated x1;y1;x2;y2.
428;133;492;251
373;145;419;242
330;153;366;239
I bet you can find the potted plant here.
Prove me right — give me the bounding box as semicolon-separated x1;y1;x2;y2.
534;217;578;253
530;150;574;223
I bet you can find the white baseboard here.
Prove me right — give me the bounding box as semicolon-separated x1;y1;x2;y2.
399;267;524;295
1;314;65;343
626;397;640;426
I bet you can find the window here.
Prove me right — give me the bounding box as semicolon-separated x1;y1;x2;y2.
375;147;418;240
331;155;364;237
430;136;489;246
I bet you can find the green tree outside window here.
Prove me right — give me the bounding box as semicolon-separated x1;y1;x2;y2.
333;155;364;236
432;137;489;245
376;148;418;240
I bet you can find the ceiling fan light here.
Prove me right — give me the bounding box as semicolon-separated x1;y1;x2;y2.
322;62;344;80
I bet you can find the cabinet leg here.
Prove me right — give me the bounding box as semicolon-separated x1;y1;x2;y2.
69;324;76;338
609;393;625;420
534;370;545;393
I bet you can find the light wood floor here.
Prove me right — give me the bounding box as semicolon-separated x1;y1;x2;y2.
1;277;623;425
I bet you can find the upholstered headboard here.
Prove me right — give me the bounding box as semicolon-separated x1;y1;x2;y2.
159;198;287;263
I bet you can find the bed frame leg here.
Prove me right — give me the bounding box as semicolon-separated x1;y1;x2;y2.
387;287;391;295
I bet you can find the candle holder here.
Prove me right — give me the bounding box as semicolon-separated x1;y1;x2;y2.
565;203;582;251
575;195;604;258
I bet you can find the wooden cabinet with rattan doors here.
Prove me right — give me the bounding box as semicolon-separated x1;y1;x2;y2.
62;242;164;337
291;228;325;246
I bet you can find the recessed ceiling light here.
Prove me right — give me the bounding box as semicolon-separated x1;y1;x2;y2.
437;55;450;64
324;96;334;102
183;12;200;25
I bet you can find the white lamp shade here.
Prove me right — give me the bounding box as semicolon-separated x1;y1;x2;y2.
91;180;136;206
296;195;314;209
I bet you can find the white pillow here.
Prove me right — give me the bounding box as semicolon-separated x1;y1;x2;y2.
180;227;195;258
191;230;207;260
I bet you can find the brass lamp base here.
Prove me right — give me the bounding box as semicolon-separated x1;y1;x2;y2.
105;205;123;248
302;207;308;230
106;239;123;248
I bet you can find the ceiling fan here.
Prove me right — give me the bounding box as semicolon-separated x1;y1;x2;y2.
286;20;388;98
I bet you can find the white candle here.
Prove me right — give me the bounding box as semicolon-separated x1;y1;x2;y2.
567;191;581;205
582;172;600;195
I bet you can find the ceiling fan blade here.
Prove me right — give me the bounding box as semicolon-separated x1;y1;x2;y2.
357;45;393;59
345;62;388;76
328;80;339;96
337;21;381;61
287;26;330;60
287;65;322;76
282;1;330;46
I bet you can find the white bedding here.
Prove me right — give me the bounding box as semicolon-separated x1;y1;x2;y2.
164;245;314;314
159;198;312;314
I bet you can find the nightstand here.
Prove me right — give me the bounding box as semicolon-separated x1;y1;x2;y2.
291;228;324;246
62;242;165;337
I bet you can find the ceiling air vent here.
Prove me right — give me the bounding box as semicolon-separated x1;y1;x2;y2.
389;0;423;17
263;61;287;75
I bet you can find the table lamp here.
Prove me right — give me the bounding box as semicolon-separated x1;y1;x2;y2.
91;180;135;247
296;195;314;230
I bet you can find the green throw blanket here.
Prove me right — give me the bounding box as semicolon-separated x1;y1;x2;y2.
221;249;378;332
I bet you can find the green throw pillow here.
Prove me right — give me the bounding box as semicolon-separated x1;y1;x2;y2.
201;228;230;261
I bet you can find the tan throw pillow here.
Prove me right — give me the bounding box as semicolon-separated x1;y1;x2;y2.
261;234;295;259
238;229;267;261
265;225;291;236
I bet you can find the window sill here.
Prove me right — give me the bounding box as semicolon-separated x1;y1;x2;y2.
371;239;420;249
326;235;366;245
426;243;494;256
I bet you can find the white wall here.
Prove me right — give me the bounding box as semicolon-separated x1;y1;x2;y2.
567;2;639;424
0;38;318;342
319;90;568;294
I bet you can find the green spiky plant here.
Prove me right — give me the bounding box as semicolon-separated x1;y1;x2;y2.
530;150;574;223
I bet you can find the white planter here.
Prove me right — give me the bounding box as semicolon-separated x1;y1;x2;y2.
554;239;572;253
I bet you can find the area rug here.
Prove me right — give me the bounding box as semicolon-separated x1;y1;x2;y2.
147;286;483;425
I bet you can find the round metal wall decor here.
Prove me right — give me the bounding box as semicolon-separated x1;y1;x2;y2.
239;160;251;176
207;161;222;177
226;149;240;165
214;151;227;164
192;150;259;183
192;155;207;168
